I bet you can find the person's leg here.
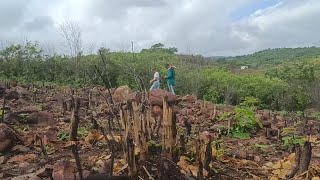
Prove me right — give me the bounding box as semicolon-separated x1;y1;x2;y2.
168;85;175;95
150;83;156;91
150;82;160;91
155;82;160;89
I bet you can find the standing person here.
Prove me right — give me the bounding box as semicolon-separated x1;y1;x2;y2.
165;64;176;95
149;68;160;91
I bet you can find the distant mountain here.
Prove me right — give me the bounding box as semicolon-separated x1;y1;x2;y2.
207;56;229;60
214;46;320;69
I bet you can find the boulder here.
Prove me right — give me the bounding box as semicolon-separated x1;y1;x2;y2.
112;86;130;103
5;90;19;100
3;111;20;124
128;91;142;103
52;160;75;180
149;89;177;106
14;86;30;100
182;95;197;103
17;106;39;114
178;101;193;109
0;123;17;153
26;111;55;125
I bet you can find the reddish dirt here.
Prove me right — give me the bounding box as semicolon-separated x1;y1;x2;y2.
0;84;319;180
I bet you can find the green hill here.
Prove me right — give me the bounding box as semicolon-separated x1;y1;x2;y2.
215;47;320;69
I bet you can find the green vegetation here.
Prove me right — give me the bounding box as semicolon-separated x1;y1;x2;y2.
216;47;320;69
57;127;89;141
231;107;258;139
57;131;69;141
1;41;320;111
282;136;305;148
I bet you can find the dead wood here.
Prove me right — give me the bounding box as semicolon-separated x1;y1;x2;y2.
71;142;84;180
196;137;204;180
286;145;301;179
35;134;49;160
202;138;213;171
126;134;137;179
68;95;83;180
162;97;177;159
298;141;312;175
1;92;6;123
69;96;80;141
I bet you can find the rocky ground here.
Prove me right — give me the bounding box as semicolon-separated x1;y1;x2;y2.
0;83;320;180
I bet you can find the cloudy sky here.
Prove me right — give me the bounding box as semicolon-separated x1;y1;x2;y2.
1;0;320;56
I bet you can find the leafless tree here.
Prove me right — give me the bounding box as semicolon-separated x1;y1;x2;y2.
86;41;97;55
58;20;83;58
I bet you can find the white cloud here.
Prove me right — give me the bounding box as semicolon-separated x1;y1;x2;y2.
0;0;319;56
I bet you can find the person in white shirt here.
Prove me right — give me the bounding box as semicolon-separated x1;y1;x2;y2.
149;68;160;91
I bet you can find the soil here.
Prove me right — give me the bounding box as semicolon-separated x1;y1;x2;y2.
0;84;320;180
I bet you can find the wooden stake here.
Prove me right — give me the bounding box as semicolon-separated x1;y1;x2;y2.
71;142;84;180
68;96;83;180
202;138;213;170
196;136;204;180
69;96;80;141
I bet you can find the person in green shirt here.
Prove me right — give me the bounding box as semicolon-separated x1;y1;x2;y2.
164;64;176;95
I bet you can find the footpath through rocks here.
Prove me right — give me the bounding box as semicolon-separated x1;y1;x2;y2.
0;83;320;180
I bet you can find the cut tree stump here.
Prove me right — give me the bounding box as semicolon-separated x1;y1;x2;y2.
162;97;177;160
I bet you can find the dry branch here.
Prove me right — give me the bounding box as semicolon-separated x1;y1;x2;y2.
35;134;48;160
286;145;301;178
68;95;84;180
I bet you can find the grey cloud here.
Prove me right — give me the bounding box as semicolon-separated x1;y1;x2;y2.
0;1;28;30
231;0;320;53
84;0;167;20
22;16;54;32
1;0;320;56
